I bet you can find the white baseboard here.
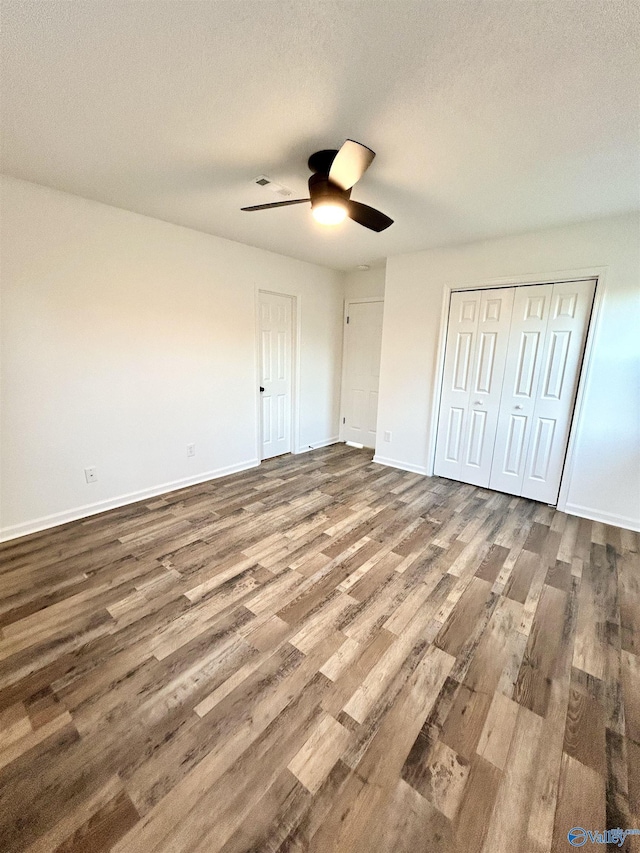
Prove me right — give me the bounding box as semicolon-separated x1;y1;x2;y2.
0;458;261;543
372;455;430;476
562;502;640;533
293;436;340;455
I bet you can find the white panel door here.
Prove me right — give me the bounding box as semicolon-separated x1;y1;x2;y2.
462;287;515;486
520;279;596;503
434;287;514;486
433;290;482;482
342;300;384;448
259;292;292;460
489;284;553;496
436;280;595;503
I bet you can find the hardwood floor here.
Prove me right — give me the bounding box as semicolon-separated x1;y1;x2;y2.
0;445;638;852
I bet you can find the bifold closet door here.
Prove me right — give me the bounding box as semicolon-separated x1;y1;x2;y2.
436;279;595;504
518;279;596;503
488;284;553;497
433;287;514;487
488;280;595;502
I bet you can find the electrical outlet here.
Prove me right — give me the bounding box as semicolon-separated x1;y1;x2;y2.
187;443;196;458
84;467;98;483
384;431;392;442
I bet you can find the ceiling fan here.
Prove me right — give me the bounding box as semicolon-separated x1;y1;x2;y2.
241;140;393;232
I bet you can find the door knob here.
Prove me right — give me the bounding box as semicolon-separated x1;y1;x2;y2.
260;386;265;393
473;401;484;405
514;404;523;410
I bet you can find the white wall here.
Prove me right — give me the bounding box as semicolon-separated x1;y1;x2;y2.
375;214;640;530
0;177;344;540
343;265;386;300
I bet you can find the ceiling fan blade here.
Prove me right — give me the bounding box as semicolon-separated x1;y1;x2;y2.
346;200;393;232
328;140;375;190
241;198;310;211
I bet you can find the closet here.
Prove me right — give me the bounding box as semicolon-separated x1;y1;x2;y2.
433;279;596;504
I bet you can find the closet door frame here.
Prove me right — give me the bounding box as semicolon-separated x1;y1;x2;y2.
428;267;606;511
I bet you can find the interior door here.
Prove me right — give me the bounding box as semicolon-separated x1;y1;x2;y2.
434;287;514;487
259;292;293;460
341;300;384;448
435;279;595;504
520;279;596;503
433;291;481;482
489;284;553;496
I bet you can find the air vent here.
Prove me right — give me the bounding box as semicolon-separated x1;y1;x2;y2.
252;176;292;197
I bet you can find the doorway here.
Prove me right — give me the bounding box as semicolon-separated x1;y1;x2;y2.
258;291;294;460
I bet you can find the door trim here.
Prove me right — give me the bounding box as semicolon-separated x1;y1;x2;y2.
428;266;606;513
339;297;384;444
255;289;300;461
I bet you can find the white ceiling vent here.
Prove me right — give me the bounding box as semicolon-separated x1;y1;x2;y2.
253;175;292;197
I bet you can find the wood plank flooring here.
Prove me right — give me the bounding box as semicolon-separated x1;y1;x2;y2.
0;445;638;852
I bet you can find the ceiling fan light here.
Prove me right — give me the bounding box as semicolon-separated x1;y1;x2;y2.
312;201;347;226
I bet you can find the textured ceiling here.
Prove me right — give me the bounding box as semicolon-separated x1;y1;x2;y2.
2;1;639;270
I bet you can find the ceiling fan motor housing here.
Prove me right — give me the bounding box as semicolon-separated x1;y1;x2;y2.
308;172;352;207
